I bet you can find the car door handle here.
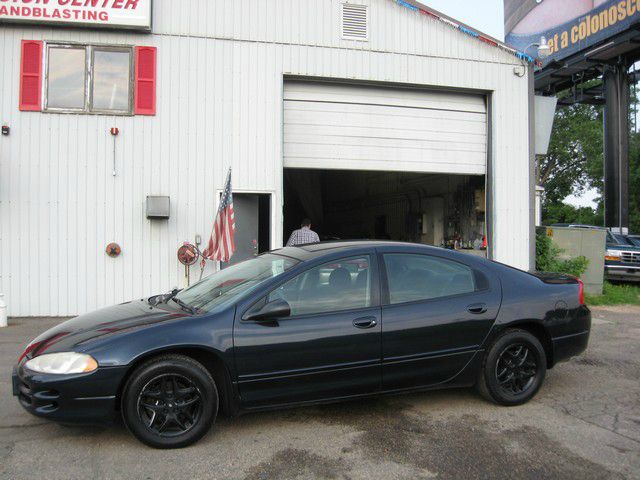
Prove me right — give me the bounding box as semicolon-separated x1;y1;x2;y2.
467;303;488;314
353;316;377;329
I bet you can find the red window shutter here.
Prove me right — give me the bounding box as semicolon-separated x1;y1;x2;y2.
19;40;43;111
134;46;157;115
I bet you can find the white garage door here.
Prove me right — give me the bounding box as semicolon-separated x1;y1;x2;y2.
283;82;487;175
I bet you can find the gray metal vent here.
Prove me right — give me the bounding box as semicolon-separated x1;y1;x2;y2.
341;3;368;41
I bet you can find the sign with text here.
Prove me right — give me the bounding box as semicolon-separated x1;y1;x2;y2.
0;0;151;31
505;0;640;67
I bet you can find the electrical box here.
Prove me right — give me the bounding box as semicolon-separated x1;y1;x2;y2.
146;196;170;219
543;226;606;295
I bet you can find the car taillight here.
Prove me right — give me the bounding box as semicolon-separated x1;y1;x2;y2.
577;278;585;305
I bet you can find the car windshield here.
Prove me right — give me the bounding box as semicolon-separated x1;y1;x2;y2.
608;233;636;246
606;232;627;246
174;254;299;312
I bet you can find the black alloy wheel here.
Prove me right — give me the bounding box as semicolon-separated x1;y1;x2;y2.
477;329;546;406
122;355;218;448
137;374;203;437
495;344;537;395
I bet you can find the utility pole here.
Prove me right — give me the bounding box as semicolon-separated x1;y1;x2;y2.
603;61;630;233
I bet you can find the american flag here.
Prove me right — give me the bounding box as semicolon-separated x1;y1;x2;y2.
202;169;235;263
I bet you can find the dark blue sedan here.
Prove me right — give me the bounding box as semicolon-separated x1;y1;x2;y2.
13;241;591;448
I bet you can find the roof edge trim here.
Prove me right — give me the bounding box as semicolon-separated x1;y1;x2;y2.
392;0;542;66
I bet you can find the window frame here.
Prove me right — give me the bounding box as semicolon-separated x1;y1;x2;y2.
43;43;87;113
380;252;489;307
244;253;380;321
43;41;134;116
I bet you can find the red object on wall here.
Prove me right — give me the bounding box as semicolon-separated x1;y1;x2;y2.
19;40;43;111
134;46;156;115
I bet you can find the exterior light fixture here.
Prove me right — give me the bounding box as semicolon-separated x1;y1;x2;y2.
537;36;551;59
514;35;552;76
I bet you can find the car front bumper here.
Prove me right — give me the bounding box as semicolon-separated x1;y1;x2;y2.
605;265;640;282
12;363;128;425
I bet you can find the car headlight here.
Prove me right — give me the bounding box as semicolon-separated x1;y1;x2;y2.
24;352;98;374
605;250;622;261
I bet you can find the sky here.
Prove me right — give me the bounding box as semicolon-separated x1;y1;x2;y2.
421;0;598;209
422;0;505;40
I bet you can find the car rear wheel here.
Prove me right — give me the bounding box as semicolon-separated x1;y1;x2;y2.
477;329;546;406
122;354;218;448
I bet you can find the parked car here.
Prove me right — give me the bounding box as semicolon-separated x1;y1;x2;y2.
605;232;640;283
549;223;605;230
627;235;640;247
13;241;591;448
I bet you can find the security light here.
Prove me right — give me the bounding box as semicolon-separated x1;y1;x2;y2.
537;36;551;59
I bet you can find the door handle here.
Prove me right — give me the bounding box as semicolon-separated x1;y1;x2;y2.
467;303;488;314
353;316;377;329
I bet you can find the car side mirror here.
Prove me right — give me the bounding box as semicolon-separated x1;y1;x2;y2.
244;298;291;322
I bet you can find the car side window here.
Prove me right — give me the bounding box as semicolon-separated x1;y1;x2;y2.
384;254;476;304
268;256;372;316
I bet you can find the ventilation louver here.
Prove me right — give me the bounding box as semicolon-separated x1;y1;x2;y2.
342;3;368;41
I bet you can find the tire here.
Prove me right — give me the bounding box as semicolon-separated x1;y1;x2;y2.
121;354;218;448
476;329;547;406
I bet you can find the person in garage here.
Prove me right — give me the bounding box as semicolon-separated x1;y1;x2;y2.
286;218;320;246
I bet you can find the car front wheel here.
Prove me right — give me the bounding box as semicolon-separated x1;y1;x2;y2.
122;354;218;448
477;329;546;406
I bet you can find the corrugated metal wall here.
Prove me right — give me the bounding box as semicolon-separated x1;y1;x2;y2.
0;0;531;316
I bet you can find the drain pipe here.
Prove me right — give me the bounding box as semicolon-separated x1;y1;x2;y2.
0;293;7;327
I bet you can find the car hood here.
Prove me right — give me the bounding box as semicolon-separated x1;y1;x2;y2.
20;300;191;360
607;244;640;252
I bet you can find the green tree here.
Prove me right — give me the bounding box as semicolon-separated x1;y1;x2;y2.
540;84;640;233
539;103;603;206
542;202;603;226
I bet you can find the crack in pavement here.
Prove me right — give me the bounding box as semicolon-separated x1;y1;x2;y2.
555;400;640;446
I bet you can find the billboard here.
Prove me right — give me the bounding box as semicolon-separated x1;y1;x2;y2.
0;0;151;31
505;0;640;67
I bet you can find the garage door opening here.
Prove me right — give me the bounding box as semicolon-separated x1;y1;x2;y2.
283;168;487;253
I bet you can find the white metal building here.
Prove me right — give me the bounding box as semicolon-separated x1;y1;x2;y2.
0;0;534;317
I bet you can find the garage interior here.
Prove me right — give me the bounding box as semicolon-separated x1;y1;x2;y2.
283;168;486;250
282;80;489;253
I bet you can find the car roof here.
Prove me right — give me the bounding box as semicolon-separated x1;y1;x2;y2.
270;240;443;261
549;223;606;230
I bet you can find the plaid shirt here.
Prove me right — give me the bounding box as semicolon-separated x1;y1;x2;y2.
286;226;320;246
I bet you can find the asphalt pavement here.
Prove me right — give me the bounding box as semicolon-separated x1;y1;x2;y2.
1;306;639;479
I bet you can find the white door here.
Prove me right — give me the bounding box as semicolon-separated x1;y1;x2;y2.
283;81;487;175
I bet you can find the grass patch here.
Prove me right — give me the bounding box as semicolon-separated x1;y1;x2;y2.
586;281;640;306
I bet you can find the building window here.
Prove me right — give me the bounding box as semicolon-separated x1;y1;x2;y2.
46;46;86;110
92;49;132;112
44;43;133;115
